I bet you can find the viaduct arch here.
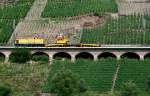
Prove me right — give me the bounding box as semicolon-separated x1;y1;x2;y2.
98;52;117;59
53;52;71;60
0;52;5;62
144;53;150;59
32;52;49;57
31;52;49;62
75;52;94;60
120;52;140;60
0;47;150;63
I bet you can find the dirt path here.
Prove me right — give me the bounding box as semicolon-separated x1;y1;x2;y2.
111;61;120;92
25;0;48;20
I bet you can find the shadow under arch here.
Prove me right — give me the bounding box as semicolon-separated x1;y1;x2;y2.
53;52;71;60
75;52;94;60
98;52;117;59
144;53;150;59
31;52;49;62
0;52;5;62
121;52;140;60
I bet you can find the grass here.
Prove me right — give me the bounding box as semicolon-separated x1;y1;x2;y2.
81;15;150;44
42;0;118;18
0;0;35;43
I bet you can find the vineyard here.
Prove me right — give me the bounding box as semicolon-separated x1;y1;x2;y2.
42;0;118;18
81;15;150;44
1;59;150;95
1;0;150;45
43;59;150;93
43;59;117;92
0;0;34;43
41;0;150;45
0;63;50;96
116;59;150;90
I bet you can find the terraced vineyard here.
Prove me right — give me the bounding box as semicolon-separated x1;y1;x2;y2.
41;0;150;45
0;0;35;43
43;59;117;92
1;0;150;45
81;15;150;44
116;59;150;90
0;63;50;96
42;0;118;18
43;59;150;93
1;59;150;95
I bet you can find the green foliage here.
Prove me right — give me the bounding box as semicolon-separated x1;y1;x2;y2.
74;91;99;96
0;56;5;62
120;81;139;96
0;84;11;96
12;91;33;96
9;48;31;63
49;69;88;96
42;0;118;18
31;55;49;63
74;91;104;96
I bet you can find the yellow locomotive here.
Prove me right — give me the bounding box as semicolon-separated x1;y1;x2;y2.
15;37;45;47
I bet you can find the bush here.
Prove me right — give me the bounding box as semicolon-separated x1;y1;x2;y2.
32;55;49;63
0;84;11;96
0;56;5;62
9;48;31;63
120;81;139;96
50;69;88;96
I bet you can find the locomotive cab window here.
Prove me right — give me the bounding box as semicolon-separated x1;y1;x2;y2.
16;40;19;44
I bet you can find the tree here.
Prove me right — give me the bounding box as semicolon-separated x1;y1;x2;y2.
9;48;31;63
0;84;11;96
120;81;139;96
50;69;88;96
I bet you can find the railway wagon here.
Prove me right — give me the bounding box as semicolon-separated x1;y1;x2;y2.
15;38;45;47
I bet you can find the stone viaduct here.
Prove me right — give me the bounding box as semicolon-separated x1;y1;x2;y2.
0;47;150;63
